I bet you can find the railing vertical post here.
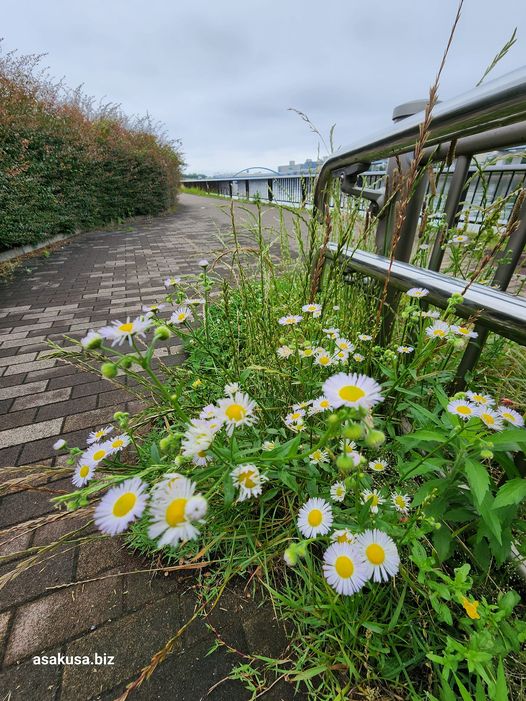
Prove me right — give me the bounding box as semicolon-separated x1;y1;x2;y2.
245;180;250;200
429;154;472;271
267;178;273;202
453;193;526;389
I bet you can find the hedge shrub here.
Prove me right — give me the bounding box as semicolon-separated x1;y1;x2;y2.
0;48;182;251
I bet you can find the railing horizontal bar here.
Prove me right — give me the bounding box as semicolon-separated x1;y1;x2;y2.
315;67;526;213
326;243;526;345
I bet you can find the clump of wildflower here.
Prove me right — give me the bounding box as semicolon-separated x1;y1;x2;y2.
99;316;151;347
278;314;303;325
330;481;347;502
406;287;429;298
426;320;450;338
95;477;148;536
297;498;333;538
231;464;268;501
171;306;193;325
361;489;384;513
322;542;368;596
323;372;383;410
216;391;257;435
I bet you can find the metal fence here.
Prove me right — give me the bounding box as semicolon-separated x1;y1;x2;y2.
313;66;526;388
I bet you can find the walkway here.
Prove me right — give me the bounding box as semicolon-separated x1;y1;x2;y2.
0;194;304;701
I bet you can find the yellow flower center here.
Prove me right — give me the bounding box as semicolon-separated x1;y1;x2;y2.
433;329;446;337
119;322;134;333
93;449;106;461
197;450;206;458
320;400;329;408
482;413;494;425
335;555;354;578
319;356;330;365
458;327;469;335
369;494;379;507
338;385;366;402
225;403;246;422
366;543;385;565
178;313;186;321
456;405;472;416
502;412;513;421
303;349;313;356
112;492;137;517
336;533;350;543
395;496;406;509
112;439;124;448
165;497;188;527
79;465;90;478
372;463;384;471
238;470;257;489
95;430;104;438
307;509;323;527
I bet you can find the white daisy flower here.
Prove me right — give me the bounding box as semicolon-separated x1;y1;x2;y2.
87;426;114;445
475;407;504;431
297;498;333;538
224;382;240;395
171;306;193;325
331;528;355;544
277;345;294;359
216;391;257;435
148;477;201;546
335;338;355;353
302;303;322;315
309;396;333;414
450;234;469;244
262;440;276;451
420;310;441;319
406;287;429;298
192;449;212;466
108;434;131;452
150;472;188;500
278;314;303;325
322;542;368;596
391;493;411;514
99;316;151;347
333;350;350;363
368;459;388;472
53;439;66;450
353;353;365;363
199;404;219;420
181;419;220;457
323;327;340;340
451;325;478;339
356;529;400;582
358;334;373;341
285;409;306;427
330;481;347;502
293;401;312;410
183;298;206;305
396;346;414;354
339;439;357;454
314;351;333;367
83;440;114;464
497;406;524;427
466;392;494;407
447;399;477;420
142;303;165;315
230;464;268;501
419;244;430;251
72;459;96;487
310;449;329;465
95;477;148;536
361;489;384;514
299;347;314;358
425;320;450;338
163;276;181;288
323;372;383;410
80;330;102;349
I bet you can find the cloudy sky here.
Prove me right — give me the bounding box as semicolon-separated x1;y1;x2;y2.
1;0;525;174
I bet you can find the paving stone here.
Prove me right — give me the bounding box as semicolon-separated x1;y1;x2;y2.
76;538;138;580
60;592;182;701
0;418;63;449
0;546;76;611
0;380;47;401
0;651;60;701
4;576;123;664
36;394;97;422
11;387;72;411
62;406;121;433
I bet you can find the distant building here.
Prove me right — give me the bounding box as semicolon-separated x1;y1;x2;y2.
277;158;323;175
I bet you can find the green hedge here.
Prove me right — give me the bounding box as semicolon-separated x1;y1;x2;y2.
0;52;182;250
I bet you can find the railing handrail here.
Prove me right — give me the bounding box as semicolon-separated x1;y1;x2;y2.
326;243;526;345
314;66;526;214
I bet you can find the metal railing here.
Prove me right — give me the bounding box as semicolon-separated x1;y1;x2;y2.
313;67;526;387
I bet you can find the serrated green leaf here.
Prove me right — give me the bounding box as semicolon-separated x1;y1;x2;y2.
493;479;526;509
465;460;491;506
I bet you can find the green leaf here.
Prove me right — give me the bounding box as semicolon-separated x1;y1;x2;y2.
433;526;454;562
289;665;327;681
493;658;508;701
493;479;526;509
491;428;526;451
396;429;445;449
453;674;475;701
278;470;299;493
465;460;491;506
223;473;235;506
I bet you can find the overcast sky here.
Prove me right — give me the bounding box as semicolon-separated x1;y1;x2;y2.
1;0;525;174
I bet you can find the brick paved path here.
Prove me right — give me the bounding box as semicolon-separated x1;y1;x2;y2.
0;194;304;701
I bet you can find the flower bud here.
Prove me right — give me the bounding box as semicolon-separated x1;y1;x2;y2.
101;362;118;379
284;545;298;567
343;423;363;441
336;455;357;472
120;356;133;369
154;325;171;340
159;435;174;453
327;413;340;426
364;429;385;448
296;542;308;559
480;449;493;460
